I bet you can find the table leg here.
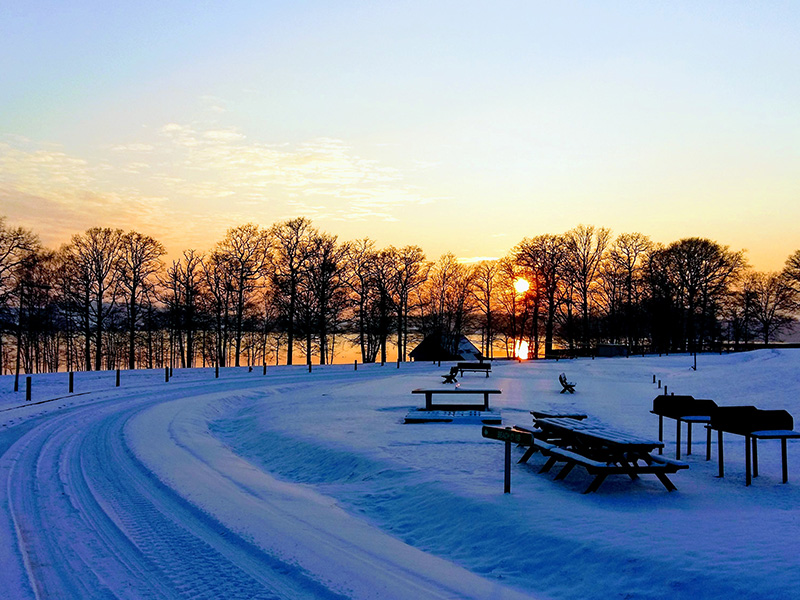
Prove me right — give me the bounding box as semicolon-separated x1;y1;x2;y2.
717;429;725;477
425;392;432;410
483;392;489;411
658;415;663;455
518;446;537;464
687;422;693;456
752;438;758;478
676;419;681;460
782;438;789;483
745;434;751;486
706;426;712;461
655;472;677;492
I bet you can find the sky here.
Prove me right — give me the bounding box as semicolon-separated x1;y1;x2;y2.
1;1;799;270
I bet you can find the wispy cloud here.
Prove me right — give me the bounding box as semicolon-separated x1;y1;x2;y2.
0;122;435;251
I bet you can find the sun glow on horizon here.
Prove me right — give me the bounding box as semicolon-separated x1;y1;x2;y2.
513;278;530;295
514;340;529;360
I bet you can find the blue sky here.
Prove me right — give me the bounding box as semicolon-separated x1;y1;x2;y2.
2;1;799;269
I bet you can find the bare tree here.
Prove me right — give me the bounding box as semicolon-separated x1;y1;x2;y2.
392;246;427;362
0;218;40;375
303;231;351;364
343;238;382;363
62;228;124;370
213;224;270;366
269;218;313;365
471;260;500;359
648;238;746;352
565;225;611;351
516;234;569;357
607;232;652;348
744;271;796;344
119;231;165;369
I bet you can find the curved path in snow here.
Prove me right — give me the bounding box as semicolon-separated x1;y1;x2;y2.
0;376;534;600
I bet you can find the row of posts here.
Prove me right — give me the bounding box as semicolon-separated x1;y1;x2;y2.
653;373;672;396
16;358;409;402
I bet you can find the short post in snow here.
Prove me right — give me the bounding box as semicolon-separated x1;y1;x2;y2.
69;371;74;393
354;360;358;371
116;368;120;387
26;376;32;401
504;437;511;493
653;374;656;384
664;385;668;396
658;379;661;389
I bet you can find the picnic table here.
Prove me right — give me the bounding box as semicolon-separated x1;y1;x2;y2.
529;417;687;493
412;387;501;411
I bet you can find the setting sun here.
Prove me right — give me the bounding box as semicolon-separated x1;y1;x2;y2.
513;278;530;295
514;339;529;360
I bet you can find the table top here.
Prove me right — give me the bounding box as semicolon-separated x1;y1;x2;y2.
412;388;502;395
536;417;663;450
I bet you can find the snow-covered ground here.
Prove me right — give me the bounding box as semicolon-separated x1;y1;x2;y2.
2;350;800;599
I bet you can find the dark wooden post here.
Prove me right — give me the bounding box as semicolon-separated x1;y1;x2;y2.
354;360;357;371
504;437;512;494
26;376;32;401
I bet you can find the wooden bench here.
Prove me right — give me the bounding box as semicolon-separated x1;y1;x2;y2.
412;387;501;411
457;362;491;377
535;443;688;493
558;372;575;394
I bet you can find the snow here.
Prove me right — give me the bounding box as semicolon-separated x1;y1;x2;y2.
2;350;800;599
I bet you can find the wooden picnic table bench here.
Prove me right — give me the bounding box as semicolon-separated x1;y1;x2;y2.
651;395;718;459
706;406;800;486
412;387;501;411
457;362;491;377
528;417;687;493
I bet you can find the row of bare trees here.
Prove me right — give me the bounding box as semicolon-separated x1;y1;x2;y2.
1;215;799;375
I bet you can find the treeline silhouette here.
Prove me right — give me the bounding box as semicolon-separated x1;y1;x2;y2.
1;216;798;376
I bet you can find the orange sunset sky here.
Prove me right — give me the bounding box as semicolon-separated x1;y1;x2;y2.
2;2;798;270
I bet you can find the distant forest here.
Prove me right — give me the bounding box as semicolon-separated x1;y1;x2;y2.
2;215;799;376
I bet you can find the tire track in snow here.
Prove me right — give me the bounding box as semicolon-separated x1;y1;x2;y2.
1;383;350;599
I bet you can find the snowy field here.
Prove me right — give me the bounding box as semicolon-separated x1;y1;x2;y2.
2;350;800;599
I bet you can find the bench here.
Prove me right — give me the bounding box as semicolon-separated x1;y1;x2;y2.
651;395;718;459
441;366;459;384
457;362;491;377
412;387;501;411
558;373;575;394
535;443;688;493
707;406;800;485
